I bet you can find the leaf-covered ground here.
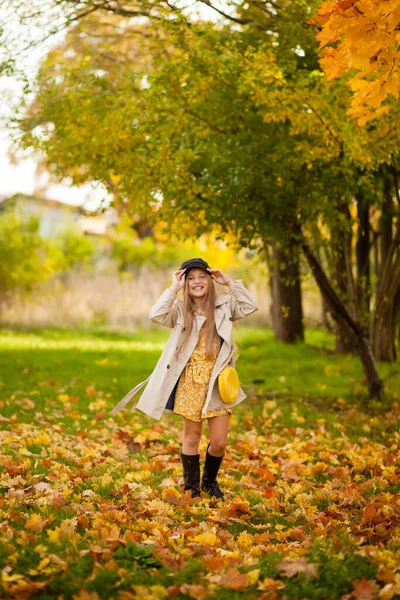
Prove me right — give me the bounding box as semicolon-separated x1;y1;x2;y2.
0;326;400;600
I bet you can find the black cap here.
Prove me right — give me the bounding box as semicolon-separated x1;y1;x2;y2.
180;258;211;275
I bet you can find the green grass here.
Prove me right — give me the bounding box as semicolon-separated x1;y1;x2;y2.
235;326;399;403
1;324;398;427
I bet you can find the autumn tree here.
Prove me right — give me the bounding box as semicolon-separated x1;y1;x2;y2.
4;19;365;392
310;0;400;125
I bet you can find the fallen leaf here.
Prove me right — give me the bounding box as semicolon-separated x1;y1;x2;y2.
179;584;208;599
351;577;379;600
25;514;50;534
72;591;101;600
219;568;249;590
277;557;319;579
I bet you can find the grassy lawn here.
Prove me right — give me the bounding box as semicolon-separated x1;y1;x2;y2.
0;325;399;599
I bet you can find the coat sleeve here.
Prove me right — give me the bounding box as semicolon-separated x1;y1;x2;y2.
149;288;180;328
228;279;258;321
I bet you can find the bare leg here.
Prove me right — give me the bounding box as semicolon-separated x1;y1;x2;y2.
182;417;202;454
207;414;230;457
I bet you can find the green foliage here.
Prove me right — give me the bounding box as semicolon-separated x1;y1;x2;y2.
111;232;224;272
0;212;56;297
114;541;162;569
111;232;158;271
15;10;394;253
108;215;244;272
52;225;95;271
0;210;97;302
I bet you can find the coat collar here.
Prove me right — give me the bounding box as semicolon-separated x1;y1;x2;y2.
214;293;230;307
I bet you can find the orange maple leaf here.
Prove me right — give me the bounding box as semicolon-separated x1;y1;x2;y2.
219;568;250;590
277;557;319;579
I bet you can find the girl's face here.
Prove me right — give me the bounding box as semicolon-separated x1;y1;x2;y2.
186;268;210;300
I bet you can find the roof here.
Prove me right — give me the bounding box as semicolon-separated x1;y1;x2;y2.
0;193;87;214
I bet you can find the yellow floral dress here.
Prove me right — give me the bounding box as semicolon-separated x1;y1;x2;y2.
174;309;233;422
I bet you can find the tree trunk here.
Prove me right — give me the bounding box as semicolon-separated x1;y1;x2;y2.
333;241;358;354
357;335;386;400
301;237;384;400
334;318;359;355
316;248;332;332
330;204;358;354
356;191;370;321
372;176;397;361
373;307;396;362
395;286;400;347
269;238;304;343
321;294;333;332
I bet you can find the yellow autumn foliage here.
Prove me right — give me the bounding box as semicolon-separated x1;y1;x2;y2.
310;0;400;124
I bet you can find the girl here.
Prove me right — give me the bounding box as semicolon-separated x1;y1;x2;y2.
111;257;258;499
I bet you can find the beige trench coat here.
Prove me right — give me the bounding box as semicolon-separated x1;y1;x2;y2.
110;279;258;420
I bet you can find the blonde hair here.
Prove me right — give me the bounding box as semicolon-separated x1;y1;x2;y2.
177;270;221;360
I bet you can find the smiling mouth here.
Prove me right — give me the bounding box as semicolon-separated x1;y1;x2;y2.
193;286;204;290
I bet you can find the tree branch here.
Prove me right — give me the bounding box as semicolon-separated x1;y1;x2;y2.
300;233;362;337
197;0;268;29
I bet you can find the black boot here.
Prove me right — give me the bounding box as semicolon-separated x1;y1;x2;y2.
201;444;225;499
180;452;201;498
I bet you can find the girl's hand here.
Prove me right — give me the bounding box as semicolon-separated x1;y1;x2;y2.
171;269;186;293
207;268;234;286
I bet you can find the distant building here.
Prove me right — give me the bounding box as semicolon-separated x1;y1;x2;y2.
0;193;119;238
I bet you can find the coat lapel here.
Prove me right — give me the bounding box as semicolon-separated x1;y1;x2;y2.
194;294;229;336
214;307;226;337
214;295;231;343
